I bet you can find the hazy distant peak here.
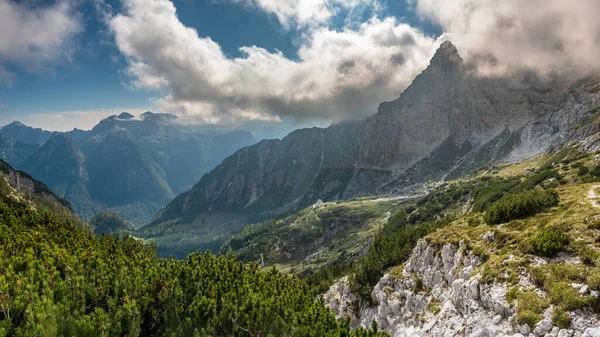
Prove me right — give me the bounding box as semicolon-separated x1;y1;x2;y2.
141;111;177;122
117;112;135;120
6;121;26;127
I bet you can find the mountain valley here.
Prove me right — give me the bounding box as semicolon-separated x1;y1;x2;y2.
143;42;600;258
2;39;600;337
0;112;255;225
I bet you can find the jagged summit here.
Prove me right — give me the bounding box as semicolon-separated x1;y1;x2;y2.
428;40;465;73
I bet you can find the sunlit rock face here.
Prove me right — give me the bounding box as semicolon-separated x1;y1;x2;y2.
358;41;567;171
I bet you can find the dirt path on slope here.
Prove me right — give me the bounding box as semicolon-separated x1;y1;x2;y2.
587;185;600;208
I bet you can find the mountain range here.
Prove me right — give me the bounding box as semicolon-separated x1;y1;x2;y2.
0;112;255;224
144;42;600;253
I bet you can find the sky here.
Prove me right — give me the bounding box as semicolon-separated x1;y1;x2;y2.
0;0;599;139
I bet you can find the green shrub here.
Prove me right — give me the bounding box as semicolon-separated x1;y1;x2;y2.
531;229;569;258
552;307;572;329
530;266;547;286
506;286;520;305
579;165;590;176
413;276;424;293
515;291;548;327
518;291;549;313
428;297;441;315
588;271;600;290
471;178;521;212
548;282;587;310
480;264;499;284
468;217;482;227
516;310;542;327
580;246;600;266
591;166;600;177
484;189;559;225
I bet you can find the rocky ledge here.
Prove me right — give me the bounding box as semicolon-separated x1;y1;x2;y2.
325;239;600;337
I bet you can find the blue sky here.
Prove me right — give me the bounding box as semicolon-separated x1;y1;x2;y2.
0;0;442;137
1;0;597;139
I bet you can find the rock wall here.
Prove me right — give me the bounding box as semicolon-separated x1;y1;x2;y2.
325;239;600;337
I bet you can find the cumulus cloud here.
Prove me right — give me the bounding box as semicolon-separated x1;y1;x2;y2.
231;0;383;28
110;0;437;125
0;0;83;84
415;0;600;77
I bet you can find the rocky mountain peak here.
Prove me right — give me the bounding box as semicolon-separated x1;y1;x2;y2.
428;41;465;73
141;111;177;122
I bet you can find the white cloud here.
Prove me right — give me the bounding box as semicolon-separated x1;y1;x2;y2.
110;0;438;125
0;0;82;84
1;108;150;132
415;0;600;77
231;0;383;28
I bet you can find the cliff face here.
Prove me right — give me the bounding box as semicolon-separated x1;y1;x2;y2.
0;158;74;218
358;41;567;171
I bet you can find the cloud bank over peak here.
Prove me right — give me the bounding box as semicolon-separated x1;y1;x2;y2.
0;0;82;86
110;0;438;126
415;0;600;78
107;0;600;128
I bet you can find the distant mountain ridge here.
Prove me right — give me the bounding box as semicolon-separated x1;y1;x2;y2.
0;112;256;224
145;42;600;252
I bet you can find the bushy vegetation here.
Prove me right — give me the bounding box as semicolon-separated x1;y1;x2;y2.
530;228;569;258
552;307;572;329
470;177;521;212
515;291;549;327
90;210;134;236
0;200;387;337
578;165;590;176
531;263;598;313
483;189;559;225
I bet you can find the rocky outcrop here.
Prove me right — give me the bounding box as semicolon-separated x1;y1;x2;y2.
0;158;73;214
325;239;600;337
